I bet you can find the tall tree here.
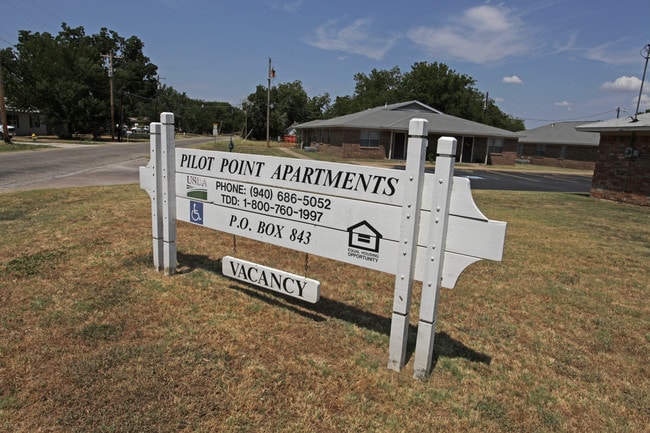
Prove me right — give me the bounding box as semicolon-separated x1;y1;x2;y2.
400;62;479;116
3;23;158;139
351;66;402;110
276;80;330;126
246;80;330;140
329;61;524;131
246;84;283;140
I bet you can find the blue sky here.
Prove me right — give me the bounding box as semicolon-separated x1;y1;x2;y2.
1;0;649;128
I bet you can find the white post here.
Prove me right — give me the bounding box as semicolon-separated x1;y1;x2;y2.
149;122;164;271
413;137;457;380
387;119;428;371
160;112;177;275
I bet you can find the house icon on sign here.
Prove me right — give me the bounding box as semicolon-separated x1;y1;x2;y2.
347;220;382;253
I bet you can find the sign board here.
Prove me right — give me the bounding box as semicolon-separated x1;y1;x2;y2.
140;112;507;379
222;256;320;303
175;159;403;276
173;148;505;286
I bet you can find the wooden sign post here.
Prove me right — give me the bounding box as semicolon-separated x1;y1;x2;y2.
140;112;507;379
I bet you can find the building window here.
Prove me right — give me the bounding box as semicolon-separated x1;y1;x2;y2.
31;116;39;128
29;115;41;128
488;138;503;153
7;114;19;128
535;144;546;157
360;130;380;148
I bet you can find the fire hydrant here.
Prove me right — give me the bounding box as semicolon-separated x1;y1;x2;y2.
32;133;37;142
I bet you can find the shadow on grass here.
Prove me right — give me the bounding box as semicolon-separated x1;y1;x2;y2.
568;192;591;198
178;251;491;369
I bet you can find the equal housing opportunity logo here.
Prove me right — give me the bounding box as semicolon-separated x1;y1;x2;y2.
347;220;382;263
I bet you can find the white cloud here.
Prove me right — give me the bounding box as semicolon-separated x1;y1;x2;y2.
503;75;524;84
600;76;642;92
306;17;398;61
586;40;640;65
554;101;572;110
282;0;302;14
637;93;650;111
263;0;302;14
406;5;530;63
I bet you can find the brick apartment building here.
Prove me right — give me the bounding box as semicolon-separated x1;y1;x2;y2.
516;121;600;170
578;113;650;206
295;101;518;163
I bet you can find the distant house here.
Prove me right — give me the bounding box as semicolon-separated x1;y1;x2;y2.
577;113;650;206
295;101;518;163
5;107;48;136
516;121;600;170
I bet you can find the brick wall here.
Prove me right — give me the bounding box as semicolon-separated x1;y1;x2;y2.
488;151;517;165
312;142;388;159
341;143;388;159
306;128;391;160
518;143;597;169
528;157;595;170
590;132;650;206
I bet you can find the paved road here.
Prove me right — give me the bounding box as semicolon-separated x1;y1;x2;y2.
0;136;217;192
0;139;592;193
453;169;592;193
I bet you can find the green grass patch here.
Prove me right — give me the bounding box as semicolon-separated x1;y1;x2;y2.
194;138;293;157
0;184;648;432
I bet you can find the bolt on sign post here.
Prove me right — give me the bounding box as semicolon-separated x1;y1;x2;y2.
140;113;507;379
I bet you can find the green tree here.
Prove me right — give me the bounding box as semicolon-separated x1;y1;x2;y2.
329;62;524;131
113;34;159;127
246;84;282;140
401;62;479;116
351;66;403;109
276;80;330;126
246;80;329;140
3;23;158;139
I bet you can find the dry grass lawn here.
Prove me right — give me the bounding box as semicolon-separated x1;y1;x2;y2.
0;184;648;432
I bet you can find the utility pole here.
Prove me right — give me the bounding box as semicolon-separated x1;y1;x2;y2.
266;57;275;147
0;62;9;144
102;51;122;139
633;43;650;122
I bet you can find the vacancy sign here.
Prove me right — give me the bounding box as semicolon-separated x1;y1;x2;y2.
222;256;320;303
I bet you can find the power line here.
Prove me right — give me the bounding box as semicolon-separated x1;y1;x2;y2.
0;35;14;46
520;108;620;124
0;0;59;33
24;0;64;23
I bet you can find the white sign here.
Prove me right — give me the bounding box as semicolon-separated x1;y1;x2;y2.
174;149;505;287
176;149;403;204
222;256;320;303
140;113;507;379
176;175;402;274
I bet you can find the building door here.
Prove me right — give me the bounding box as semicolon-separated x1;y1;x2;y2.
393;133;406;159
461;137;474;162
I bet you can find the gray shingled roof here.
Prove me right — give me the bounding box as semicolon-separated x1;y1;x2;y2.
576;112;650;132
516;121;600;147
295;101;517;138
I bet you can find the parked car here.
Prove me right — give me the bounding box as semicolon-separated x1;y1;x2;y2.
0;125;15;140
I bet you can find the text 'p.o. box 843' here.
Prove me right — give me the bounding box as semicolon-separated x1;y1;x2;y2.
140;112;507;379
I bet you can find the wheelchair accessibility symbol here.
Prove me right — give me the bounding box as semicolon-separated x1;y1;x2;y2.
190;200;204;225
